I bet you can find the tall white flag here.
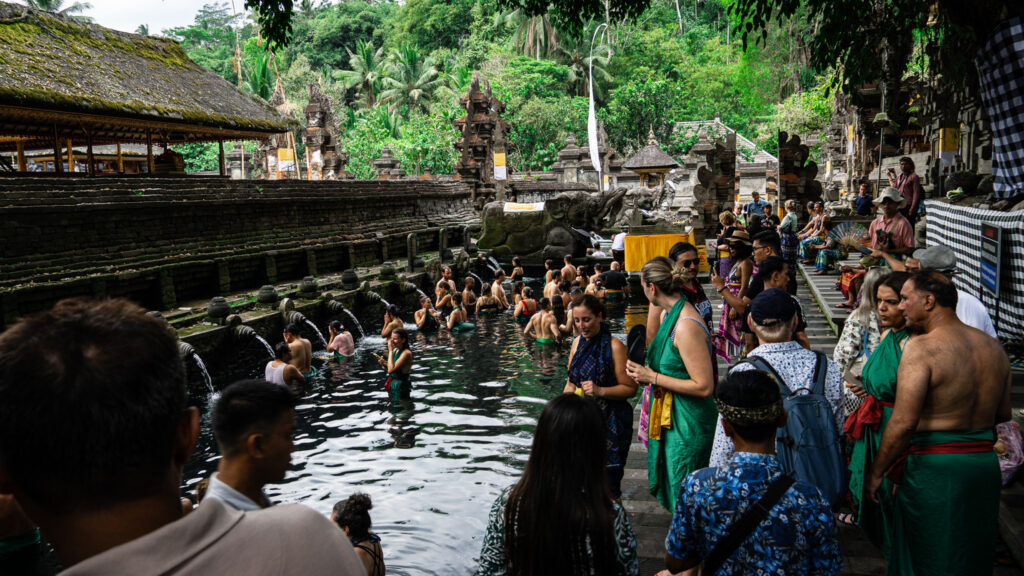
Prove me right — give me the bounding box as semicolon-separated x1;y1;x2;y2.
587;24;607;175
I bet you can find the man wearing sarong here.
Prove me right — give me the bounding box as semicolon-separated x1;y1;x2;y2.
867;272;1011;576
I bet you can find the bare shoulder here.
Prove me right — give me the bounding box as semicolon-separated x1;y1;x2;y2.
610;336;626;353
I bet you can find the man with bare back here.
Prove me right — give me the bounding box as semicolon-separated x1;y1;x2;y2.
560;255;577;284
867;271;1010;576
523;298;561;345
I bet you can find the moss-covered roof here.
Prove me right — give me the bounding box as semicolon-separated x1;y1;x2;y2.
0;1;296;135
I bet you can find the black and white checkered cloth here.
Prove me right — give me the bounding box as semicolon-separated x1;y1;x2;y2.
925;200;1024;339
977;16;1024;200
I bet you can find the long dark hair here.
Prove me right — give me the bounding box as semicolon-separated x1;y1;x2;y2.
504;394;617;575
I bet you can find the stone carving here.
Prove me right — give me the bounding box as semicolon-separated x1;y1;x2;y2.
692;140;737;242
372;146;405;179
776;131;823;207
549;125;627;187
453;76;511;208
303;82;349;180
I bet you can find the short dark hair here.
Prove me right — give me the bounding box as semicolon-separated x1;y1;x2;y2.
539;297;551;309
880;271;912;299
752;230;781;254
900;156;915;171
0;298;186;513
668;241;698;262
386;304;400;317
274;341;291;359
564;254;572;261
756;256;787;281
545;259;554;269
716;370;782;442
212;379;296;456
330;320;342;332
284;323;299;335
333;493;373;537
559;281;571;292
909;271;958;309
452;292;463;305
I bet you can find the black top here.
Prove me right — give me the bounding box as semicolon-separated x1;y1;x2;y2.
741;273;807;335
599;270;629;290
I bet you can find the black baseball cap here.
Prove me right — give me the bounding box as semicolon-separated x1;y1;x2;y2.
749;288;796;327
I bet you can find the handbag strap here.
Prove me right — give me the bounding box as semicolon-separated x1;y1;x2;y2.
702;474;796;575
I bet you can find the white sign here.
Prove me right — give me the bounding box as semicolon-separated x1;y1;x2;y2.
494;165;507;180
503;202;545;213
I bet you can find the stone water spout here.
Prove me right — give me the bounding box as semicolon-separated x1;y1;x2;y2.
232;324;258;343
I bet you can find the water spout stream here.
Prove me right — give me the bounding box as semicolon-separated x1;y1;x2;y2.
341;309;365;339
304;319;329;349
191;352;214;393
255;336;275;358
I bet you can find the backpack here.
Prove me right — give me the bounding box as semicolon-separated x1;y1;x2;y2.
740;352;846;509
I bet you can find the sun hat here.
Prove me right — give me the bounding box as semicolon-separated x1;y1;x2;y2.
873;186;907;209
727;230;752;245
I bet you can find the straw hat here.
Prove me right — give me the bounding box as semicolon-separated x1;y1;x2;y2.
873;186;906;209
728;230;752;245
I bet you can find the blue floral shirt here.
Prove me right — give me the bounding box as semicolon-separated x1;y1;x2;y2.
665;453;842;575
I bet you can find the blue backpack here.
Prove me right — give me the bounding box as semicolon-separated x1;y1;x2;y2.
740;352;846;509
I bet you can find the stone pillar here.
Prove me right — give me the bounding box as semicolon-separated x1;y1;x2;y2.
407;233;418;272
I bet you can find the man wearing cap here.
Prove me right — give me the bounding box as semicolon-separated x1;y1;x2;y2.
611;225;629;264
709;289;843;468
867;271;1010;576
873;245;997;337
868;187;915;261
664;369;842;575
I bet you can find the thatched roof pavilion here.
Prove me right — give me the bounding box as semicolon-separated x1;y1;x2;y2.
0;1;297;175
624;130;680;187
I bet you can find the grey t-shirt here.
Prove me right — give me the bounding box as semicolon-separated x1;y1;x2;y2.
204;473;267;511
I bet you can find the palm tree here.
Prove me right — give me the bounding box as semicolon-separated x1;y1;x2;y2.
24;0;93;20
244;48;274;100
338;40;384;109
435;63;472;104
135;23;149;35
379;44;442;115
495;8;559;59
557;29;612;100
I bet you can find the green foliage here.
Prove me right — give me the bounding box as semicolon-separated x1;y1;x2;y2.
164;3;245;84
380;44;442;114
24;0;92;20
600;75;683;153
172;141;257;173
505;96;587;171
242;38;274;100
390;0;476;53
283;1;393;72
394;112;460;175
496;56;571;101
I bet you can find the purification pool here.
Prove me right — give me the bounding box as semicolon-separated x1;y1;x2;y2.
183;297;646;575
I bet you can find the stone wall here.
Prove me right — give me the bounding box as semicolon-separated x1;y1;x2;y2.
0;177;478;327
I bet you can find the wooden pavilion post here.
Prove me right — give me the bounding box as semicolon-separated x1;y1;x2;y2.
218;139;226;176
67;139;75;172
116;143;124;173
52;125;63;174
16;141;25;172
146;130;154;174
289;131;302;180
85;131;95;177
240;142;246;180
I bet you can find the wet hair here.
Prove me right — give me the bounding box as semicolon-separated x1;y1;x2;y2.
212;379;296;456
274;341;291;360
756;256;787;283
333;493;373;538
550;294;566;324
481;282;492;295
392;327;410;349
513;256;521;266
715;370;783;442
545;259;554;270
464;276;475;287
570;280;581;288
719;211;736;226
851;267;891;324
539;297;551;310
908;271;958;309
283;322;299;335
752;230;781;255
495;270;507;281
505;394;616;576
443;266;452;274
330;320;342;332
523;286;534;299
640;256;690;295
575;294;606;319
668;241;698;262
0;298;186;513
559;281;571;293
551;271;561;282
593;263;603;272
879;271;912;300
452;292;463;306
564;254;572;263
386;304;400;318
513;281;525;297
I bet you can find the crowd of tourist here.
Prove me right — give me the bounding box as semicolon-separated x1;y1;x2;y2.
0;189;1012;576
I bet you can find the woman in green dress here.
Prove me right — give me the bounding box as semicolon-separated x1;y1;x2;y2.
378;327;413;411
845;271;912;558
625;256;718;511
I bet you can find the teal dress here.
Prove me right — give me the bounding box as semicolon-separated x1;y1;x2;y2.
387;348;411;405
449;307;475;332
647;297;719;511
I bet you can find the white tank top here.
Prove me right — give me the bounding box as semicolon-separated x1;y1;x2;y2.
265;361;287;385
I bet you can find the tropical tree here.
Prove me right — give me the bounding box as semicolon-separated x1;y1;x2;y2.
557;28;612;100
435;63;473;108
135;23;149;35
243;42;275;100
379;45;442;115
338;39;384;109
494;8;560;59
24;0;92;20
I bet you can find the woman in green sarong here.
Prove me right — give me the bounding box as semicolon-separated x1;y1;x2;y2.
626;256;718;511
845;271;912;558
378;327;413;412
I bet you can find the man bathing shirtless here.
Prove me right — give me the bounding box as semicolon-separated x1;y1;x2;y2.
523;298;562;344
283;323;312;374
